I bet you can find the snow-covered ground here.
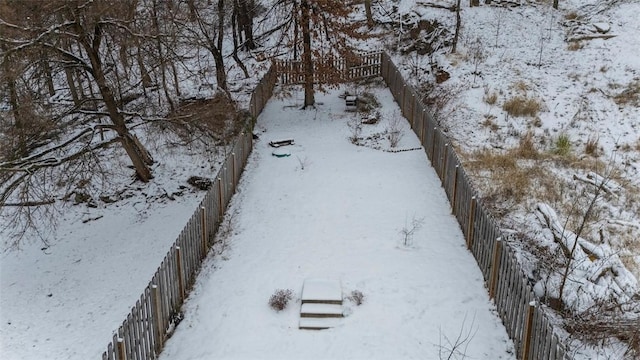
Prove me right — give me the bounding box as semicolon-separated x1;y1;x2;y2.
388;0;640;323
158;86;515;360
0;146;223;359
2;1;639;359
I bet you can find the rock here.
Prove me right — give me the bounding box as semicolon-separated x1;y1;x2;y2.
435;68;450;83
187;176;213;190
74;192;92;205
592;22;610;34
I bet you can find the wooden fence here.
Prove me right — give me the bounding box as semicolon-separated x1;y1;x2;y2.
102;51;573;360
379;52;571;360
101;65;277;360
275;51;382;85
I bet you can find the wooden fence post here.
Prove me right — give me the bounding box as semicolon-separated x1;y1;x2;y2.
117;337;126;360
431;127;437;160
451;164;459;214
201;206;207;255
489;237;502;299
150;285;164;351
176;247;184;301
442;143;449;181
420;109;426;143
218;177;224;219
466;196;477;250
522;301;537;360
231;152;237;186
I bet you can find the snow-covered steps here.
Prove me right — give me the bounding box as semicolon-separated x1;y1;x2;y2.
299;317;342;330
299;279;343;330
300;278;343;305
300;303;344;318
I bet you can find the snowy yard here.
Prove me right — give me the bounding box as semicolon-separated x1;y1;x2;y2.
158;86;515;360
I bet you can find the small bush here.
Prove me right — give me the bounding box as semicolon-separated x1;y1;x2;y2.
483;91;498;106
613;81;640;107
387;117;404;148
269;289;293;311
515;132;539;159
553;133;572;156
564;11;579;20
348;290;365;306
567;42;583;51
357;92;381;113
503;96;541;117
585;136;599;157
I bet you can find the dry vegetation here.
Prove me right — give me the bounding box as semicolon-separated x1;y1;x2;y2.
613;81;640;107
502;96;541;117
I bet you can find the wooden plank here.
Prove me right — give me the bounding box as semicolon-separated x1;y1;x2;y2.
135;298;147;360
107;338;115;360
142;289;154;360
133;301;142;360
550;333;559;360
125;313;134;360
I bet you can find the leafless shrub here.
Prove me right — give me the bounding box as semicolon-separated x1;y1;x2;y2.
566;300;640;358
357;92;381;114
419;82;466;125
348;117;363;144
347;290;365;306
503;96;541;117
400;216;424;246
468;37;487;84
436;314;478;360
214;208;239;256
387;117;404;148
296;156;309;171
268;289;294;311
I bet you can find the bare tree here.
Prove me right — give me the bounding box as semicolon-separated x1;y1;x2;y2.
264;0;370;108
179;0;231;95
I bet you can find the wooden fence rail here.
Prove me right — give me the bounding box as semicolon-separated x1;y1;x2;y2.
101;66;277;360
378;52;571;360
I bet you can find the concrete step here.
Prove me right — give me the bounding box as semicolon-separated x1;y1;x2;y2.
299;317;342;330
300;303;344;318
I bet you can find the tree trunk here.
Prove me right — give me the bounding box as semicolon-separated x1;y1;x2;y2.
300;0;315;108
215;0;229;93
151;0;175;111
42;56;56;97
364;0;374;29
231;10;250;78
80;29;154;182
136;44;152;88
2;43;27;156
452;0;462;53
235;0;256;50
553;0;559;9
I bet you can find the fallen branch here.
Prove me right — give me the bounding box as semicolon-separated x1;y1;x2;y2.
567;34;617;42
2;200;56;207
607;219;640;229
416;1;456;11
572;173;618;197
